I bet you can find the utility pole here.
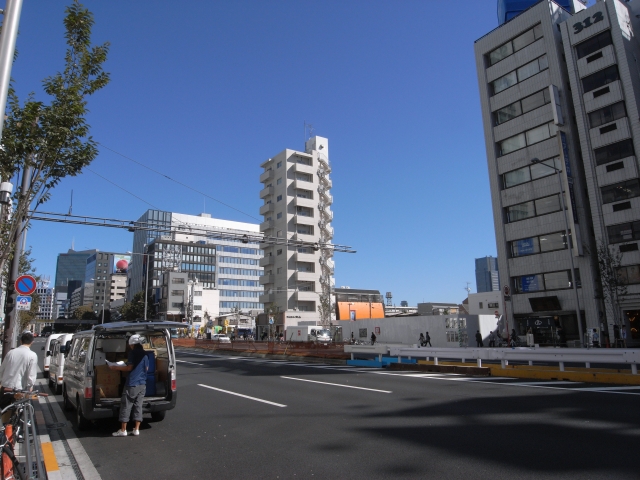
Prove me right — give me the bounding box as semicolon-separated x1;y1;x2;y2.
3;165;31;356
0;0;24;143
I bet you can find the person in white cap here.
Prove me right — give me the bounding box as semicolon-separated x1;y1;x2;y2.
109;334;148;437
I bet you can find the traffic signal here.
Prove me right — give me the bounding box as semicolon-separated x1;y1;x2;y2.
4;284;15;316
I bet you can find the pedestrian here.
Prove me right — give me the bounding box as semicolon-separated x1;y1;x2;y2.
592;329;600;348
419;333;425;346
621;325;627;348
425;332;432;347
110;334;149;437
557;326;567;347
370;332;377;345
613;325;621;347
0;332;37;421
475;330;483;347
350;332;355;344
488;331;496;347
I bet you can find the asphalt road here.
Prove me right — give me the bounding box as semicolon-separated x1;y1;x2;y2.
34;341;640;479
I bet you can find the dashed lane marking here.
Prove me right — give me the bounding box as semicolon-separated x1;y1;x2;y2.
198;384;287;407
281;376;392;393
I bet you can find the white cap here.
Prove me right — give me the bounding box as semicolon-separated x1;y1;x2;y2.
128;334;143;345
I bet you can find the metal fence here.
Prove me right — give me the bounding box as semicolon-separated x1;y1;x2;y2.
184;338;349;359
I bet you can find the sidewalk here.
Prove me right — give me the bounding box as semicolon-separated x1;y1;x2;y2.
34;374;101;480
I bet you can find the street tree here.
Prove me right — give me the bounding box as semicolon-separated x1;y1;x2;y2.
118;291;151;322
596;241;627;329
72;305;96;320
0;1;110;278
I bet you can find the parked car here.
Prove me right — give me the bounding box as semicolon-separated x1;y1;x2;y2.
48;333;74;394
62;321;184;430
211;334;231;343
42;333;63;378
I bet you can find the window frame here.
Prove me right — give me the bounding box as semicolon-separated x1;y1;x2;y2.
506;194;562;223
491;55;548;96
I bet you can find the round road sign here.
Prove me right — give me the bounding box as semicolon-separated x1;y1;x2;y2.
15;275;37;295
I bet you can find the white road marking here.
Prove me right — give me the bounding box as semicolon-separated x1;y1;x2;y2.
281;376;392;393
175;360;203;366
572;386;640;391
198;384;287;407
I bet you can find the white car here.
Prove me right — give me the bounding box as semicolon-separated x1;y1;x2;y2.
42;333;63;378
48;333;73;394
211;334;231;343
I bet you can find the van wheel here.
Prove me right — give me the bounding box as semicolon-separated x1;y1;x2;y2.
63;387;72;411
54;381;61;395
150;411;166;422
76;398;91;431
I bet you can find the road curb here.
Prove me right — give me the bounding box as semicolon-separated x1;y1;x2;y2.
416;360;640;385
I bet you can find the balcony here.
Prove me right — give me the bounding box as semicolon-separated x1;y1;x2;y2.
259;186;273;199
294;178;314;190
295;271;318;282
259;293;275;304
293;197;315;209
259;274;274;285
320;191;333;205
294;290;318;302
259;256;274;267
294;162;315;175
260;169;274;183
260;219;274;231
259;203;274;215
294;214;315;226
295;252;317;263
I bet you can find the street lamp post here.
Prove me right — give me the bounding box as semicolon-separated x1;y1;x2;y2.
531;157;585;347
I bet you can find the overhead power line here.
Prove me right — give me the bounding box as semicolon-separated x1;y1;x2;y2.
97;142;260;221
29;211;356;254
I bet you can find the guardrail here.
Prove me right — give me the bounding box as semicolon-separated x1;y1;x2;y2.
381;346;640;374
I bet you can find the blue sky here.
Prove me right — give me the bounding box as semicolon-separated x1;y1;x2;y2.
9;0;572;304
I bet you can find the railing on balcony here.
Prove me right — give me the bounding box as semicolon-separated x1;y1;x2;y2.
259;186;273;199
260;169;274;183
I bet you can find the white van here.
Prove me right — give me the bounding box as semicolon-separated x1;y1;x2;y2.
42;333;63;378
62;321;183;430
48;333;73;394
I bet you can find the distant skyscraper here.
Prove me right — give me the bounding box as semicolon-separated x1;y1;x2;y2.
475;256;500;293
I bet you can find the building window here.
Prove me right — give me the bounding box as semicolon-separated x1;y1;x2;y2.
277;178;282;185
617;265;640;284
575;30;612;59
193;291;202;296
171;302;184;308
171;290;184;297
276;267;282;274
494;88;551;125
506;194;561;223
276;195;282;202
601;179;640;204
479;302;483;309
503;157;560;189
513;269;579;293
277;249;283;255
193;305;202;310
511;231;569;257
498;122;557;156
277;212;282;219
488;303;499;309
582;65;619;93
594;139;635;166
492;55;548;95
277;161;282;168
295;173;312;182
487;24;542;66
588;101;626;129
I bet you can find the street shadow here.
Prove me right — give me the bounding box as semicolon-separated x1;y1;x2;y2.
355;391;640;477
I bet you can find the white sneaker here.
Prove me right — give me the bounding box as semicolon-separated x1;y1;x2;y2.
112;429;128;437
132;429;139;436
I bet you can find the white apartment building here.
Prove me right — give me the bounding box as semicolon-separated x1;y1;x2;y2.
259;136;335;327
475;0;640;345
36;283;54;321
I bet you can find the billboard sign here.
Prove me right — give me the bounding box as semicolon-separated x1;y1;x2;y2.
112;254;131;274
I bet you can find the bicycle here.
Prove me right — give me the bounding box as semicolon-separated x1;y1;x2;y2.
0;390;48;480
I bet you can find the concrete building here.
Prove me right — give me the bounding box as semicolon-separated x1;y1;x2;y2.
259;136;334;327
130;209;262;317
83;251;131;318
476;0;640;345
475;256;501;292
468;291;503;316
417;302;461;316
35;281;54;321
